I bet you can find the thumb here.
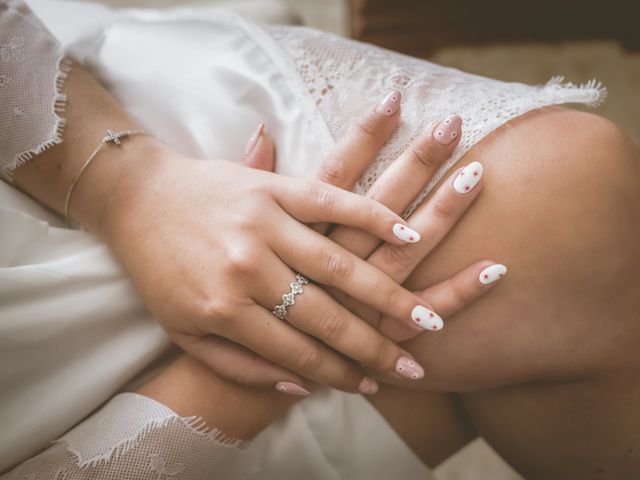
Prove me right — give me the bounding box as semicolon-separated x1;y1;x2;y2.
243;123;275;172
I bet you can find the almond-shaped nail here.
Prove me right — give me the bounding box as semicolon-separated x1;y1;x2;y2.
453;161;483;194
392;223;421;243
433;115;462;146
376;90;401;116
411;305;443;331
244;122;264;156
479;264;507;285
395;356;425;380
275;381;310;396
358;377;379;395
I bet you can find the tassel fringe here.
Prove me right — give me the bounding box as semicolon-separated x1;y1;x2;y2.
543;75;608;108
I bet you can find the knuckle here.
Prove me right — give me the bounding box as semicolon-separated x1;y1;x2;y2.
318;157;349;186
362;203;382;229
430;198;454;220
313;185;337;214
382;243;414;269
295;347;323;374
382;285;404;313
324;252;354;282
317;309;348;342
449;282;473;306
223;244;257;276
407;144;439;171
352;117;380;144
195;296;234;327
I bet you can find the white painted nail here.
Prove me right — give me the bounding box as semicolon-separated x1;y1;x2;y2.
392;223;421;243
411;305;443;331
479;264;508;285
453;161;483;194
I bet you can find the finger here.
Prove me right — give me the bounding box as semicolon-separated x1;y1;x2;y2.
273;178;421;246
316;90;401;189
243;123;275;172
274;220;444;332
251;254;424;381
193;295;379;394
329;115;463;259
376;261;508;342
177;333;309;394
339;160;484;325
367;161;484;282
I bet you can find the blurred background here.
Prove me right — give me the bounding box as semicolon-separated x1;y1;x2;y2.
73;0;640;478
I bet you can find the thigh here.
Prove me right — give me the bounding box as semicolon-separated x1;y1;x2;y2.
396;107;640;478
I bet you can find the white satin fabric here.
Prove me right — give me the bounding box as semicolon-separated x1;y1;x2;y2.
0;0;606;477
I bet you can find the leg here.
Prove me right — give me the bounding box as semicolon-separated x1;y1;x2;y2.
397;107;640;478
140;107;640;478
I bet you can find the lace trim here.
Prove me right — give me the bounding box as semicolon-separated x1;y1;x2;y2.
263;26;608;216
58;393;248;468
3;54;71;182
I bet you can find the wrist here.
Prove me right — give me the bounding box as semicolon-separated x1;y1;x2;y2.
69;133;178;235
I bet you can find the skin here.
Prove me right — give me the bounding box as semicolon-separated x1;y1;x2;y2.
10;60;640;478
143;106;640;479
14;62;489;394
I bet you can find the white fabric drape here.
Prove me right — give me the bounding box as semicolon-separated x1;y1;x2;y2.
0;0;606;477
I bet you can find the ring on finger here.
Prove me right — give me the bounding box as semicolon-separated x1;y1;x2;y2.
272;273;309;320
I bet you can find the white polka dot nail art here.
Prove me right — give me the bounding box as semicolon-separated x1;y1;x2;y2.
479;264;508;285
411;305;443;331
392;223;421;243
453;161;483;194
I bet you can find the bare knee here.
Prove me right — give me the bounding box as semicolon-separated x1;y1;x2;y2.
401;107;640;391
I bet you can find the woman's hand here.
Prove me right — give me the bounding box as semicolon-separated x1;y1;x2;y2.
235;92;506;389
85;93;457;396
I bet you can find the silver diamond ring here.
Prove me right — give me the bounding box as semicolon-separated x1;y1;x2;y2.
272;274;309;320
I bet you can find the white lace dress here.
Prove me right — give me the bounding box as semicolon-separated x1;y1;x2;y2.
0;0;606;478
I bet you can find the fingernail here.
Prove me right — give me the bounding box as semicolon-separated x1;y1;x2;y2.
433;115;462;146
376;90;402;116
395;356;425;380
453;161;483;194
358;377;379;395
479;264;508;285
411;305;443;331
244;122;264;156
392;223;421;243
275;381;310;396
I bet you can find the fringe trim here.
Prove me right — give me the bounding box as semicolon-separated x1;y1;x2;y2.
2;53;72;183
543;75;608;108
62;413;250;469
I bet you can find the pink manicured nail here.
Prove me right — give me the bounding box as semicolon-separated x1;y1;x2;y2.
275;381;310;396
395;356;425;380
392;223;421;243
433;115;462;146
358;377;379;395
376;90;402;116
479;264;507;285
452;161;483;194
244;122;264;156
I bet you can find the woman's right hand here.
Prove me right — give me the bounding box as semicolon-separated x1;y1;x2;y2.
85;94;450;395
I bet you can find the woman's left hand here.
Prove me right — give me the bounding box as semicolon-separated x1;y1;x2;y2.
211;105;506;389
